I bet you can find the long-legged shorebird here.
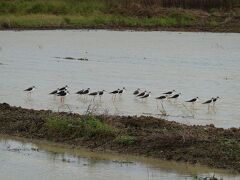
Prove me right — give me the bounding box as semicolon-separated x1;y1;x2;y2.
24;86;36;96
140;91;151;101
88;91;98;101
163;90;175;95
49;88;59;95
118;87;126;95
213;96;220;105
202;98;214;109
155;95;167;107
169;93;181;101
110;89;119;100
186;97;199;105
137;90;146;97
156;95;167;101
76;89;84;95
133;88;140;95
59;85;68;91
82;88;90;98
98;90;105;101
202;98;213;105
57;90;69;103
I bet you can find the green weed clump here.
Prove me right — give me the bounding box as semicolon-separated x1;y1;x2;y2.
114;135;136;145
45;115;116;138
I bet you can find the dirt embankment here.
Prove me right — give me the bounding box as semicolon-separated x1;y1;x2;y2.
0;103;239;172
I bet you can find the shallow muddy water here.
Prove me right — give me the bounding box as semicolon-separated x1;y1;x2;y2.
0;30;240;128
0;135;239;180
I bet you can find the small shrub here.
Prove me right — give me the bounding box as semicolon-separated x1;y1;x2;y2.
45;116;73;135
45;115;116;138
114;135;136;145
82;116;116;137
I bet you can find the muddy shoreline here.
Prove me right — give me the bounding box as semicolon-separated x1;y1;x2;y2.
0;103;239;172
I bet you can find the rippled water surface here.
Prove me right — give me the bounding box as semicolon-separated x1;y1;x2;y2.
0;136;239;180
0;30;240;128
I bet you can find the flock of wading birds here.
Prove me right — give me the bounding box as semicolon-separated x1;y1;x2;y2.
24;85;220;108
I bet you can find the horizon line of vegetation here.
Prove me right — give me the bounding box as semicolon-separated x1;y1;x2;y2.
0;0;239;16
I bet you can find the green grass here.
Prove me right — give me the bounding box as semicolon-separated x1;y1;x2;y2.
0;14;195;28
45;115;116;138
0;0;238;15
0;0;237;30
114;135;136;145
0;0;107;15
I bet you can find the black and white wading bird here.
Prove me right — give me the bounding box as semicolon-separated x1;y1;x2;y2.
133;88;140;95
59;85;68;91
98;90;105;101
49;88;59;95
118;87;126;95
155;95;167;101
88;91;98;101
163;90;175;95
82;88;90;98
24;86;36;96
155;95;167;109
169;93;181;101
202;98;214;109
186;97;199;105
76;89;84;95
57;90;69;103
137;90;147;97
140;91;151;101
213;96;220;105
110;89;120;100
202;98;213;105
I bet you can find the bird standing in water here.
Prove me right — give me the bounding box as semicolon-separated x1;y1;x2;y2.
213;96;220;105
98;90;105;101
24;86;36;97
59;85;68;91
137;90;146;97
202;98;214;110
118;87;126;95
186;97;199;105
133;88;140;95
57;90;69;103
163;90;175;95
169;93;181;101
110;89;119;100
156;95;167;101
88;91;99;101
140;91;151;102
76;89;84;95
49;88;59;95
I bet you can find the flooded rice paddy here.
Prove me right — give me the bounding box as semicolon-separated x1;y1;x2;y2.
0;30;240;128
0;135;239;180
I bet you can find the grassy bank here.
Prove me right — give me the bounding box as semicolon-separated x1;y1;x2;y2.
0;0;239;32
0;103;240;172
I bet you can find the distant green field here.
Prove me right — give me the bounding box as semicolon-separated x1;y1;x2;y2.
0;0;107;15
0;0;239;31
0;0;238;15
